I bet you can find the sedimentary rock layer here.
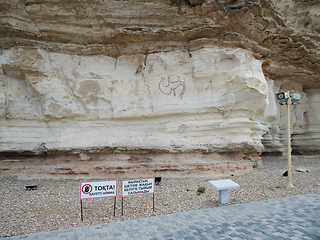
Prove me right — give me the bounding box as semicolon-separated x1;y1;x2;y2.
0;0;320;155
0;46;268;154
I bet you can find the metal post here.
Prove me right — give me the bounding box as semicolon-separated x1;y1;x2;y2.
122;197;124;216
80;200;83;222
153;193;155;211
114;197;116;217
286;93;294;188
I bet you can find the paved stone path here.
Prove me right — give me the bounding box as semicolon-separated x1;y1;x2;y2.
3;192;320;240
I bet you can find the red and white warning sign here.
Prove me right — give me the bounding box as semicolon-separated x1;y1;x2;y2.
80;180;117;200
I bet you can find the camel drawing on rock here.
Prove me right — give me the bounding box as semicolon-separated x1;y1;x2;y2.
159;76;186;99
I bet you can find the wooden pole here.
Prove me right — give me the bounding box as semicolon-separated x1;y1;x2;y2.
286;93;294;188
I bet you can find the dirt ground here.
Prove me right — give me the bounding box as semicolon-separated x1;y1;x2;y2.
0;155;319;238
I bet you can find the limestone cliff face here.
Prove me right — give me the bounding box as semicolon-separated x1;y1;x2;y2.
0;0;320;155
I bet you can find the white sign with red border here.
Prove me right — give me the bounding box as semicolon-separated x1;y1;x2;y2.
121;178;155;197
80;180;117;200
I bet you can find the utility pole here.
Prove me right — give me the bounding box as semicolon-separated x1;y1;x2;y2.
286;92;293;188
275;91;301;188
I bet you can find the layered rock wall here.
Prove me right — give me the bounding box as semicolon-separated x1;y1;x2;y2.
1;0;320;159
0;46;269;154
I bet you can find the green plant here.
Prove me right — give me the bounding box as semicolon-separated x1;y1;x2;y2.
197;186;205;195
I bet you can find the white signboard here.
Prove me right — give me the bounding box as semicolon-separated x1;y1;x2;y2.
80;180;117;200
122;178;155;197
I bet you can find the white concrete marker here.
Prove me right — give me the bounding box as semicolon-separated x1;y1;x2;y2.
208;179;239;204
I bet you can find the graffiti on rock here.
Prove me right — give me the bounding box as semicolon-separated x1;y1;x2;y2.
159;76;186;99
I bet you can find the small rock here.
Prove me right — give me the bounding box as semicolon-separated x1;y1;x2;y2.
296;167;309;172
79;154;91;161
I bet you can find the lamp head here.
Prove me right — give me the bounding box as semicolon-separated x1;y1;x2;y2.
275;92;290;101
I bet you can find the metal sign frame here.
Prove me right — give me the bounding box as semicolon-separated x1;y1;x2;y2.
121;177;155;215
79;180;117;221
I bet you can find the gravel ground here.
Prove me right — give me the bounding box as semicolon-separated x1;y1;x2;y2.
1;155;320;238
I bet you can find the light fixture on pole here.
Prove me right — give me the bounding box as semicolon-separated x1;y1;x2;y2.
275;91;301;188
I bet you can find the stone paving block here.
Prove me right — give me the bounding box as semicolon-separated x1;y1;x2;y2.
2;193;320;240
183;236;196;240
